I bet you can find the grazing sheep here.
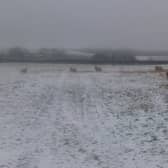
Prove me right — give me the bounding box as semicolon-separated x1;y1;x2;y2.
158;71;168;79
20;67;28;74
70;67;77;72
155;66;163;72
94;66;102;72
166;72;168;79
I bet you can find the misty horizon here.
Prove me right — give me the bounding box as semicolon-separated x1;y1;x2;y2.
1;0;168;50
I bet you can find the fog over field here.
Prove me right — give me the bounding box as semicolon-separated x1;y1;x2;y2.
1;0;168;49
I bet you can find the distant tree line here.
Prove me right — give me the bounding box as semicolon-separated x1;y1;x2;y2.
0;47;66;62
92;49;136;63
0;47;167;64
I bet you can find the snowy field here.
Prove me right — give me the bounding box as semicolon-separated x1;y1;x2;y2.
0;63;168;168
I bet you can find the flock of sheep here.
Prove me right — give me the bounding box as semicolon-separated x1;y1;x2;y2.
20;65;168;79
69;65;168;79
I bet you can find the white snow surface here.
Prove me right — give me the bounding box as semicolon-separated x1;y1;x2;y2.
0;63;168;168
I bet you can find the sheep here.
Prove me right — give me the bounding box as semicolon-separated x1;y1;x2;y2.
20;67;28;74
166;72;168;79
70;67;77;72
155;66;163;72
94;66;102;72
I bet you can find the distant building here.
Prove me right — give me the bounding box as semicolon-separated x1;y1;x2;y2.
65;50;94;57
136;56;168;61
64;50;95;61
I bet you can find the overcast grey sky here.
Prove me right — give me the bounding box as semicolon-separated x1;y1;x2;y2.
0;0;168;49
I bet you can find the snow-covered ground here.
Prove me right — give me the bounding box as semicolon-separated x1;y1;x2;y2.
0;63;168;168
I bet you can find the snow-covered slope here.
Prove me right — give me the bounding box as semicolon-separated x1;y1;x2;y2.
0;64;167;168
